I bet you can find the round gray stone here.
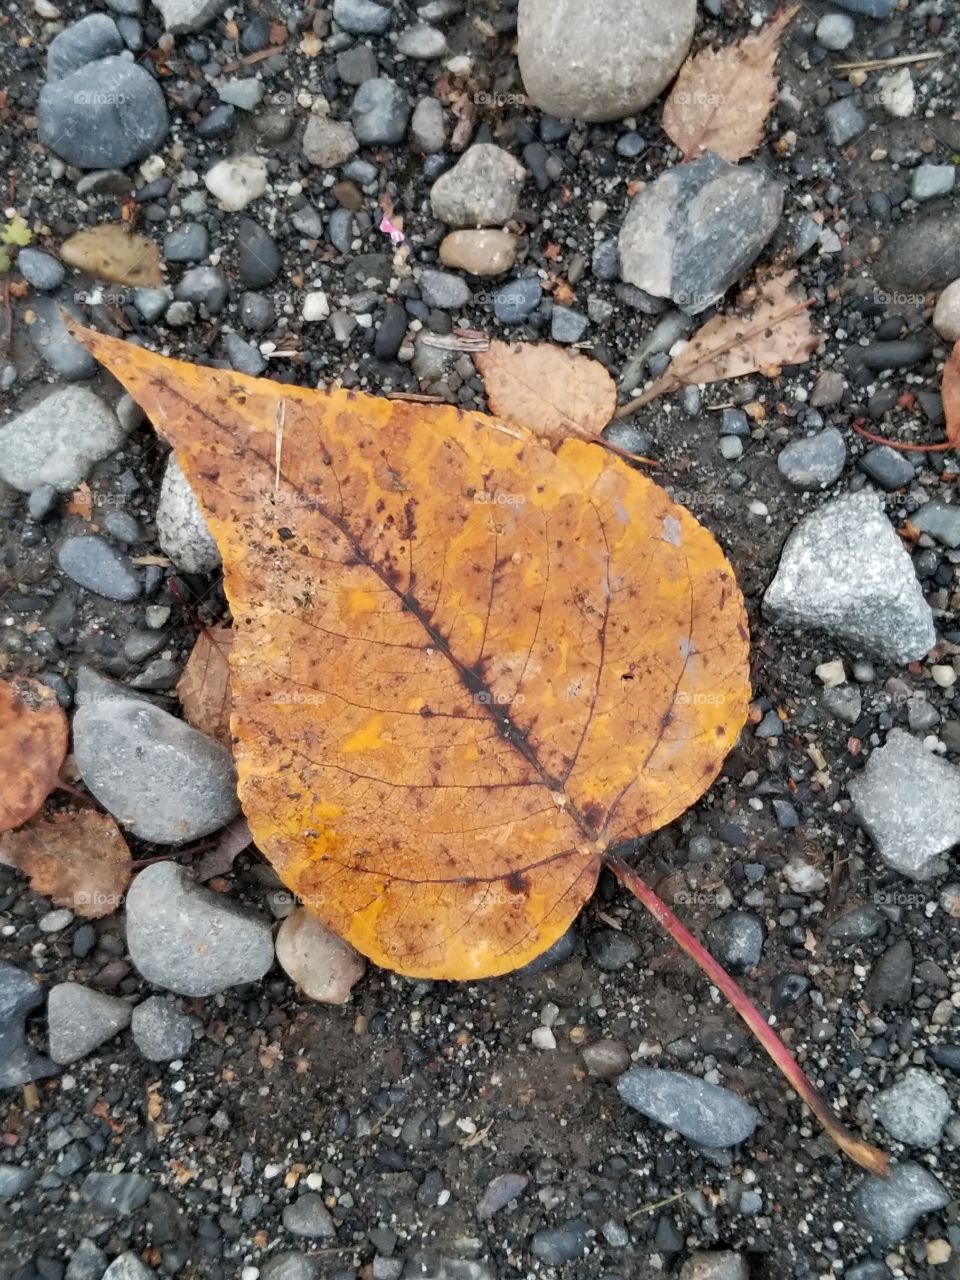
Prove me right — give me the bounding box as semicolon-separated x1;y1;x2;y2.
350;77;410;145
16;248;66;292
430;144;527;228
47;983;131;1065
126;861;273;996
617;1067;760;1147
47;15;123;79
874;1068;951;1148
281;1193;336;1239
131;996;198;1061
38;56;169;169
776;426;847;489
0;387;126;493
57;535;141;602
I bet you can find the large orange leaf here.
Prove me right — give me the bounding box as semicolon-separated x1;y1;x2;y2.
66;323;751;980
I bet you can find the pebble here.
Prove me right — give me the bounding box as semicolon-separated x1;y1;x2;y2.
913;165;956;202
853;1162;949;1246
809;370;845;407
102;1254;156;1280
551;306;588;344
420;269;471;310
47;983;131;1065
858;444;915;491
130;996;198;1061
350;78;410;145
282;1192;336;1238
530;1221;590;1266
47;14;122;77
679;1254;748;1280
878;66;915;119
830;0;894;12
133;287;171;323
933;279;960;343
0;387;126;493
16;247;65;291
336;43;378;84
719;437;743;461
0;961;55;1087
849;729;960;880
0;1165;36;1197
38;57;169;169
439;230;516;277
875;1068;951;1148
848;337;933;373
617;1068;760;1147
238;218;281;288
618;153;783;314
80;1170;153;1215
589;930;639;971
260;1254;320;1280
374;303;408;359
302;115;359;168
74;673;238;843
763;490;935;665
824;98;866;148
822;684;862;724
430;144;527;228
910;500;960;548
25;298;97;380
705;912;764;971
827;905;883;944
517;0;696;121
581;1039;631;1076
410;97;446;153
163;222;208;262
275;908;366;1003
865;939;913;1009
204;154;268;210
57;535;140;601
126;862;273;995
494;276;541;323
396;24;447;58
156;453;220;573
476;1172;529;1221
776;427;846;489
302;291;330;322
197;103;236;139
217;77;262;110
816;13;855;49
333;0;393;34
175;265;228;313
153;0;222;30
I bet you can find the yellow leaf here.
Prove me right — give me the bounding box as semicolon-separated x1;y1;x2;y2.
64;321;751;981
60;224;164;288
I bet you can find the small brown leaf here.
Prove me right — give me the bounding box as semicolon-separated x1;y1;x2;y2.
0;678;68;834
60;225;164;288
177;626;234;744
474;341;616;446
663;6;799;162
617;270;819;417
0;808;131;916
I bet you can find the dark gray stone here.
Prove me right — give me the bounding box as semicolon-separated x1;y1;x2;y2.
16;248;65;292
777;427;846;489
909;500;960;548
824;98;866;147
0;962;55;1088
163;223;209;263
530;1220;590;1266
853;1162;948;1246
493;276;541;323
864;939;913;1009
705;912;764;971
551;306;588;344
25;298;97;380
0;387;126;492
589;929;640;971
38;56;169;169
223;331;267;376
57;535;140;601
282;1192;336;1238
846;338;933;372
238;219;281;288
618;152;783;314
350;78;410;145
175;266;228;313
81;1170;153;1215
420;269;470;309
47;15;123;79
617;1067;760;1147
858;445;915;491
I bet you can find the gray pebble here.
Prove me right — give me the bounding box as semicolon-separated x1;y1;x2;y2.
131;996;197;1061
335;43;378;84
875;1068;951;1148
420;269;470;309
589;929;639;971
853;1162;948;1246
58;535;140;601
333;0;393;34
175;265;228;313
16;248;65;292
126;861;272;995
164;223;209;263
291;205;325;239
47;984;131;1065
0;962;55;1087
237;218;281;289
133;287;172;323
410;96;446;154
551;306;588;344
239;291;276;331
825;98;866;148
38;56;169;169
858;444;915;491
47;14;123;79
282;1192;336;1238
80;1170;153;1215
776;426;846;489
351;78;410;145
912;165;956;203
223;331;267;375
0;1164;36;1197
816;13;855;49
530;1221;589;1266
260;1255;320;1280
705;912;763;971
617;1067;760;1147
909;500;960;548
0;387;127;493
155;452;220;573
25;298;97;380
494;276;541;323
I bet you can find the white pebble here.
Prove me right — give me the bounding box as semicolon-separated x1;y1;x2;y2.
816;659;846;687
531;1026;557;1050
931;664;956;688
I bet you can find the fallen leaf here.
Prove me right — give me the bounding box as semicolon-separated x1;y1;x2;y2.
66;481;93;519
0;677;68;834
0;809;131;917
195;815;252;881
662;6;799;162
60;225;164;288
474;341;615;446
177;626;234;745
65;322;751;981
942;339;960;447
617;271;819;418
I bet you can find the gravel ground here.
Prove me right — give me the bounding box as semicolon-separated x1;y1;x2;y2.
1;1;960;1278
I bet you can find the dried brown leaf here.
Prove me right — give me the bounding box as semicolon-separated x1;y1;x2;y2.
617;270;819;417
474;341;616;446
662;6;799;162
943;339;960;448
0;808;131;917
0;677;68;834
177;626;233;745
60;224;164;288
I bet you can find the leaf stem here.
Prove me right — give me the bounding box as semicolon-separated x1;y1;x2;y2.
851;419;953;453
606;853;889;1177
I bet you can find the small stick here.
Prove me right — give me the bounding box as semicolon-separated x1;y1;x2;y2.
607;854;889;1177
627;1191;684;1220
851;419;953;453
834;51;942;71
274;400;286;499
385;391;448;404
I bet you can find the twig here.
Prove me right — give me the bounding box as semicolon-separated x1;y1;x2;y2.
627;1191;684;1220
834;51;942;72
385;391;448;404
851;419;953;453
274;400;286;499
614;297;816;419
606;854;890;1177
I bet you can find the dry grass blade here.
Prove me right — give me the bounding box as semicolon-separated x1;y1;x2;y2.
616;271;819;418
607;855;890;1177
662;5;799;162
